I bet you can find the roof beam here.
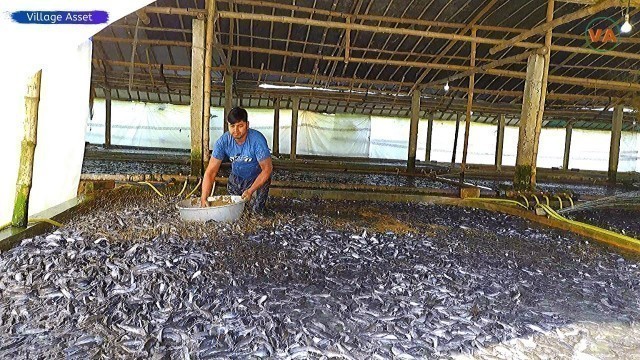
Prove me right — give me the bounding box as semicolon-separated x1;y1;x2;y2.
215;10;640;61
94;59;629;104
423;48;547;88
216;11;538;48
489;0;618;54
409;0;499;92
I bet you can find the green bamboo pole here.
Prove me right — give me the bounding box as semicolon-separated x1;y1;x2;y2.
12;70;42;228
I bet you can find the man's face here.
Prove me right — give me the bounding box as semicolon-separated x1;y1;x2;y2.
229;120;249;141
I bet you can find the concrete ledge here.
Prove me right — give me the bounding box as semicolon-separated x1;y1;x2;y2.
0;195;92;251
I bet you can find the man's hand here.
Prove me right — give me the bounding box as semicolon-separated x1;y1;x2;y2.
200;197;209;208
241;189;254;201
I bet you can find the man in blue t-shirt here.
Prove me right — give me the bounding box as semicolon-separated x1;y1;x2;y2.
201;107;273;212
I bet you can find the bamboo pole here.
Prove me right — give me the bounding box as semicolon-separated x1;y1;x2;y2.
134;4;640;44
345;16;351;64
451;113;461;166
135;9;151;25
425;113;434;162
217;11;540;48
226;45;471;71
94;42;640;91
291;97;299;160
563;121;573;170
224;71;233;133
145;6;206;17
495;114;505;171
409;0;498;92
490;0;616;54
105;90;112;148
228;45;640;91
92;58;636;100
12;70;42;228
407;88;420;172
215;10;640;62
202;0;216;167
93;31;640;62
460;28;477;181
424;48;546;88
273;97;280;156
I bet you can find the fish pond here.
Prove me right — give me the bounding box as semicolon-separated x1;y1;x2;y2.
1;188;639;359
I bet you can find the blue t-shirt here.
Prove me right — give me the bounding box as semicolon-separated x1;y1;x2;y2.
212;128;271;180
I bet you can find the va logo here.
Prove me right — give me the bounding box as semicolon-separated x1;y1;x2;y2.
585;16;620;52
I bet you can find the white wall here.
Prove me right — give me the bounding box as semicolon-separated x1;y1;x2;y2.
87;101;640;174
0;41;92;225
0;0;158;225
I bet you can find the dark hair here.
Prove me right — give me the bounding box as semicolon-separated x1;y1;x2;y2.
227;107;248;124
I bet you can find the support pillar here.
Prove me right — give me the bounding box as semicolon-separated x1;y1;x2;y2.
425;112;434;162
202;0;216;166
290;97;299;160
407;89;420;172
12;70;42;228
224;71;233;133
189;18;205;176
105;90;112;149
451;113;461;165
495;114;505;171
514;53;547;190
515;0;553;190
460;28;477;181
273;97;280;156
563;122;572;170
608;105;623;183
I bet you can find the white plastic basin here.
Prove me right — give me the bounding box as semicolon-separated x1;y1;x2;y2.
176;195;246;222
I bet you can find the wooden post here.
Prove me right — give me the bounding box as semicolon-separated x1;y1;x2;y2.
608;105;623;183
290;97;299;160
224;71;233;133
273;97;280;156
190;18;205;176
563;122;572;170
407;88;420;172
495;114;505;171
514;53;546;190
528;0;554;188
203;0;216;166
460;28;477;181
425;112;434;162
12;70;42;228
451;112;461;165
105;90;112;149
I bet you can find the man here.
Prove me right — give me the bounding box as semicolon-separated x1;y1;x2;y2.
201;107;273;213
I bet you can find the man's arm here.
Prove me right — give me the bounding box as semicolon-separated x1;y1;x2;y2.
201;157;223;206
242;157;273;200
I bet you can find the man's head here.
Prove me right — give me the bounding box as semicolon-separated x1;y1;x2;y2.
227;107;249;142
